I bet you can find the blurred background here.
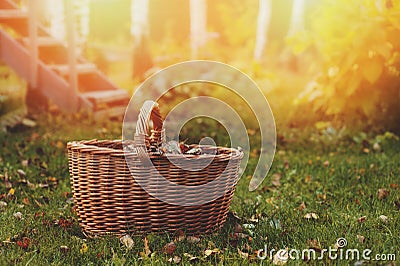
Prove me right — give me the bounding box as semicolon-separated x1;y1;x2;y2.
0;0;399;133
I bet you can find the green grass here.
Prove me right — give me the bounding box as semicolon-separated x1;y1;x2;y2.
0;113;399;265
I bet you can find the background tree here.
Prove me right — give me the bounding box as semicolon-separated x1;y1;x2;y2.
254;0;272;62
131;0;153;80
190;0;207;58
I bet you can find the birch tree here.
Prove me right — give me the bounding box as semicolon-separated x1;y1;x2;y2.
287;0;305;37
254;0;272;61
190;0;207;59
131;0;153;80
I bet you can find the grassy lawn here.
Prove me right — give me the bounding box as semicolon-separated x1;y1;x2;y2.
0;113;399;265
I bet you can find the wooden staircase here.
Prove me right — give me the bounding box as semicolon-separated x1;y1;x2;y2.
0;0;130;119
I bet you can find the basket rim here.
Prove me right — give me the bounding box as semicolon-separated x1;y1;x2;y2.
67;139;244;160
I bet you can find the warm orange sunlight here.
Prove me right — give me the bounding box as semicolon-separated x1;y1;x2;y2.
1;0;399;131
0;1;399;264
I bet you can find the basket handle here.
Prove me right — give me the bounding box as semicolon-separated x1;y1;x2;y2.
134;101;165;159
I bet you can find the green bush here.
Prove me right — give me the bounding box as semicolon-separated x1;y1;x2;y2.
290;0;400;132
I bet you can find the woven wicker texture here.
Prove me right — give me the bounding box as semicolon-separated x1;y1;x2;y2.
67;101;243;236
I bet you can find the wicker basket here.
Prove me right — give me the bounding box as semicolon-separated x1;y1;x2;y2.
67;101;243;236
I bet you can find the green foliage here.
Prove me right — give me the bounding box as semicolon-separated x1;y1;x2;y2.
291;0;400;131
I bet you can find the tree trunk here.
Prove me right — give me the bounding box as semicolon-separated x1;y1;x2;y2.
190;0;207;59
131;0;153;81
287;0;305;37
254;0;272;61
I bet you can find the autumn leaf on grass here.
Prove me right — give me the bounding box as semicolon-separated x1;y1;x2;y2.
377;188;390;200
204;248;220;258
120;235;134;250
304;213;319;220
13;212;23;220
60;245;70;254
16;237;31;250
307;239;322;252
7;188;15;198
298;202;306;211
183;253;198;262
273;248;289;265
163;241;176;255
17;169;26;177
186;236;201;244
379;215;389;223
237;248;249;259
356;235;365;244
80;243;88;254
395;201;400;211
174;229;185;242
143;236;151;256
168;256;181;264
357;216;367;223
271;173;281;187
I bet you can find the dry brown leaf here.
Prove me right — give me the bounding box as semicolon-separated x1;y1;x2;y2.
80;243;88;254
186;236;200;244
233;232;250;239
377;188;390;200
357;216;367;223
174;229;185;242
307;239;322;252
356;235;365;244
7;188;15;197
273;248;289;265
304;213;319;220
379;215;389;223
394;201;400;211
271;173;281;187
168;255;181;263
21;160;28;167
144;236;151;256
373;142;381;151
60;245;70;253
13;212;23;220
183;253;198;262
163;241;176;255
204;248;220;257
304;175;312;183
22;198;30;205
298;202;306;211
17;169;26;177
4;172;11;188
237;248;249;259
120;235;134;250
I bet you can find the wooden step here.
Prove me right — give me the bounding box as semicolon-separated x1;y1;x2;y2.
80;89;129;105
0;9;27;19
93;106;127;120
21;36;62;47
49;63;97;75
